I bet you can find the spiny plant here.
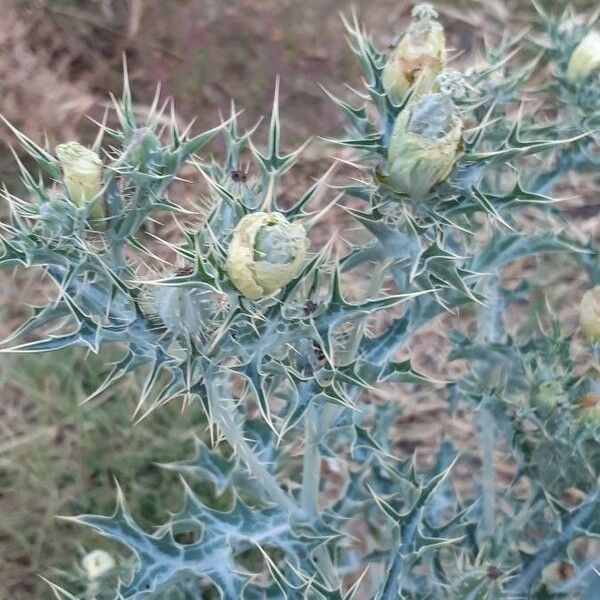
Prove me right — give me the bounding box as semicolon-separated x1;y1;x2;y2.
1;3;600;599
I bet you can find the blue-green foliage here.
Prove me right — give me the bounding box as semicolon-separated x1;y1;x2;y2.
1;4;600;599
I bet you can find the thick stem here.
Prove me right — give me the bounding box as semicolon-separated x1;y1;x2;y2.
209;388;299;517
479;403;495;536
210;377;339;587
379;508;421;599
110;241;127;273
300;401;339;588
300;402;320;515
476;278;503;537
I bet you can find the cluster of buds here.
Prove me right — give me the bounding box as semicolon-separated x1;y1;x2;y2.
53;137;312;304
382;3;446;100
55;142;104;220
387;69;464;199
567;31;600;81
579;286;600;343
225;212;309;300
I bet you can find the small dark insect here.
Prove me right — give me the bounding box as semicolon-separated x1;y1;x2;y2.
176;265;194;276
486;566;502;580
313;340;326;362
303;300;318;316
231;170;248;183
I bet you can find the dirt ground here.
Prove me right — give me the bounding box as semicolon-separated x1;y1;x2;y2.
0;1;576;161
0;0;599;597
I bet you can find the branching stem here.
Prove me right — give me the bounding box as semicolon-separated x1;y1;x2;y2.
209;389;299;516
300;401;339;587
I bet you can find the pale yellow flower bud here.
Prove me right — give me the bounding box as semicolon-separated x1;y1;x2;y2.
567;31;600;81
382;3;446;100
387;88;462;199
580;286;600;342
82;549;115;580
55;142;103;219
226;212;309;300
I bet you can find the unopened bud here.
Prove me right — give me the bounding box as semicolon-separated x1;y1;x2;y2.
55;142;103;219
567;31;600;81
226;212;309;300
382;3;445;100
533;380;563;412
129;127;163;172
82;549;115;580
580;286;600;342
152;282;229;336
577;393;600;425
387;82;462;198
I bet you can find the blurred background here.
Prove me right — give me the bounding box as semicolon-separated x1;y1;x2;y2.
1;0;578;177
0;0;597;597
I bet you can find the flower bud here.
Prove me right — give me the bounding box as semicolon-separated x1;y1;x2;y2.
55;142;103;219
387;84;462;199
82;549;115;580
382;3;445;100
577;393;600;425
567;31;600;81
152;282;229;336
533;380;563;412
129;127;163;172
226;212;309;300
580;286;600;342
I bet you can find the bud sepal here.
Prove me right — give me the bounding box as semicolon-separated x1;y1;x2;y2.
382;3;446;100
387;77;463;199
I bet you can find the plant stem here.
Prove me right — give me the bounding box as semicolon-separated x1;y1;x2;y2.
476;278;503;537
210;377;339;587
300;401;339;588
300;402;320;515
209;386;299;517
480;402;495;536
379;508;421;599
506;491;599;594
110;241;127;272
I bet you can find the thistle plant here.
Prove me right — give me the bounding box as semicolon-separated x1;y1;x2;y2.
2;3;600;599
